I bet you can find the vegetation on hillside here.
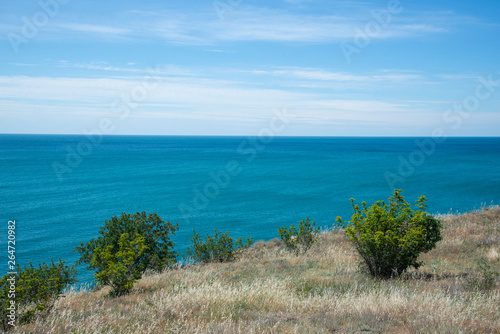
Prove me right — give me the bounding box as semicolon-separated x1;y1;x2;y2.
278;218;320;256
3;197;500;333
0;259;76;331
75;212;179;273
74;212;178;297
336;190;442;278
185;229;253;264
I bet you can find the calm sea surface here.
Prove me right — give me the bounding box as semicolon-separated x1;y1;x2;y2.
1;135;499;283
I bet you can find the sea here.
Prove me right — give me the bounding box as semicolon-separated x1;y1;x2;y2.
1;134;500;284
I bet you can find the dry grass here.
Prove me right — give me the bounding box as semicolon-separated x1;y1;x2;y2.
14;208;500;333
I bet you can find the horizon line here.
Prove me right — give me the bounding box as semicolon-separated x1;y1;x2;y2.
1;133;500;138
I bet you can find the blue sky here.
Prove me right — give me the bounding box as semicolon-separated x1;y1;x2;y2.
1;0;499;136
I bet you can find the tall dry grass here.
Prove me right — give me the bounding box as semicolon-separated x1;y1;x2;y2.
13;208;500;333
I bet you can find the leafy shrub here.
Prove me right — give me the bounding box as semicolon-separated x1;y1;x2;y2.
0;259;76;331
278;218;320;256
466;257;498;291
75;212;178;296
75;211;178;272
186;229;253;263
336;189;442;278
91;233;149;296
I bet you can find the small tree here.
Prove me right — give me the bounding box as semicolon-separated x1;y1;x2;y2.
0;259;77;331
75;212;178;273
336;190;442;278
186;229;253;263
278;218;320;256
75;212;178;296
91;233;148;296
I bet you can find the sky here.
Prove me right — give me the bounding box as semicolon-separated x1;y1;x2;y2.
0;0;499;136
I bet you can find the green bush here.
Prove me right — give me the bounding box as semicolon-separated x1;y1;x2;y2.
0;259;76;331
186;229;253;263
75;212;178;296
75;212;178;271
336;189;442;278
278;218;320;256
91;233;149;296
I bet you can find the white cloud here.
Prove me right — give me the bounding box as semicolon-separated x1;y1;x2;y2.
1;61;497;135
249;67;424;83
55;23;130;35
55;61;199;78
0;6;466;44
0;74;412;125
178;7;457;44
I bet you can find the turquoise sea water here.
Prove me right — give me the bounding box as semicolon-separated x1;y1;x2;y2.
1;135;500;283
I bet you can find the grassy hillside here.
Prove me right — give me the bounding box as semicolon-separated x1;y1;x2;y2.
15;208;500;333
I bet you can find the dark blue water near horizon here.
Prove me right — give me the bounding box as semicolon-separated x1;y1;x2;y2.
1;134;500;284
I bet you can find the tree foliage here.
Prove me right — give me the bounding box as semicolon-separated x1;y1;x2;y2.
91;233;149;296
278;218;320;256
75;212;178;296
0;259;76;331
186;229;253;263
75;212;179;273
336;189;442;278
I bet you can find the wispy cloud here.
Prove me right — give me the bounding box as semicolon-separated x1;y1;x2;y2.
0;6;470;44
148;7;459;44
56;23;131;35
55;61;199;78
249;67;425;83
2;68;499;135
0;74;413;123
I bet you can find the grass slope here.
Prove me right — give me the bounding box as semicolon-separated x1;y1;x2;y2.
15;208;500;333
